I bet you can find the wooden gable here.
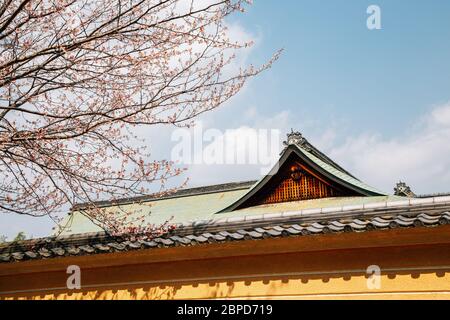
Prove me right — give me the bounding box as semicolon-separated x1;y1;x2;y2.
218;131;385;213
238;153;359;209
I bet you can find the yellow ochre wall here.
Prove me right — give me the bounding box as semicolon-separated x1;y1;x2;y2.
1;226;450;300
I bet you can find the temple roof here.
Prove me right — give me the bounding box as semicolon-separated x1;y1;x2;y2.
62;192;401;236
219;140;386;213
59;131;389;236
2;195;450;263
2;130;449;264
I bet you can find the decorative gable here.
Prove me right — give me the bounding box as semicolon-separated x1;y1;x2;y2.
235;153;359;209
218;130;385;213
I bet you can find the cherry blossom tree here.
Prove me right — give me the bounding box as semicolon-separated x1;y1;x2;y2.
0;0;279;236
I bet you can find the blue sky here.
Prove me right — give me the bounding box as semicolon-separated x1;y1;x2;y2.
185;0;450;190
230;0;450;136
2;1;450;239
180;0;450;190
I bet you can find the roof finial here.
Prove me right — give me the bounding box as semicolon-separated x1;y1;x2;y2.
283;129;311;151
394;181;416;197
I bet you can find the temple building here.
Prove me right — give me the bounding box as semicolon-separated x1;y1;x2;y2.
1;131;450;299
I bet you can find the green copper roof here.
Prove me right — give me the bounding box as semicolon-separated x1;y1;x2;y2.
217;195;403;219
59;186;249;236
60;188;401;236
299;146;385;195
59;132;389;237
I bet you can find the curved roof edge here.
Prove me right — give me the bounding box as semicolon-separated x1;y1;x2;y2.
218;144;386;213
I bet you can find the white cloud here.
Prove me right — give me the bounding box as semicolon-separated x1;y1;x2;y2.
184;109;290;186
184;102;450;196
430;104;450;127
327;102;450;194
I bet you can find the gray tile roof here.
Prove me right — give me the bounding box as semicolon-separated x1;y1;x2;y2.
1;198;449;263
